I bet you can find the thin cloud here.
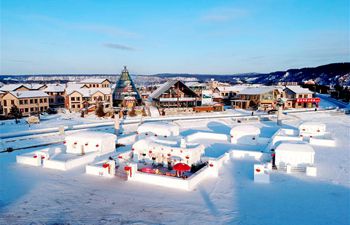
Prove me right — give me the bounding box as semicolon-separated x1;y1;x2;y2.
200;8;249;23
103;43;136;51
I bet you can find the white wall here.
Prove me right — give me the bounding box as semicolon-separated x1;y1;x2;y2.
186;132;229;142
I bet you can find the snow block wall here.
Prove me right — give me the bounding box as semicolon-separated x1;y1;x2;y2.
186;132;229;142
65;131;116;155
275;143;315;168
230;125;260;145
137;122;180;137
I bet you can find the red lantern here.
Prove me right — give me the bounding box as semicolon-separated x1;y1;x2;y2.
74;142;77;145
33;155;37;158
256;168;261;173
63;141;66;144
185;156;189;159
118;155;123;159
131;148;134;151
85;143;88;146
167;153;171;157
96;144;99;147
149;150;152;154
41;156;45;159
102;163;109;168
209;163;214;167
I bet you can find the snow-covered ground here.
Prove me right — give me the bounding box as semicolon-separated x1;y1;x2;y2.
0;110;349;225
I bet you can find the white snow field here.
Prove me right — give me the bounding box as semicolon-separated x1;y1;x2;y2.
0;110;349;225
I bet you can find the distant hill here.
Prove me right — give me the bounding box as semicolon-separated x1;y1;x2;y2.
1;62;349;86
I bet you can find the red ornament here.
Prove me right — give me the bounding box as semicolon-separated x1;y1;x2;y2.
102;163;109;168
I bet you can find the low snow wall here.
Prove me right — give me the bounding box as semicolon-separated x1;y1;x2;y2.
231;150;268;161
132;172;190;190
86;164;112;177
16;155;41;167
43;153;97;171
309;137;336;147
186;132;229;142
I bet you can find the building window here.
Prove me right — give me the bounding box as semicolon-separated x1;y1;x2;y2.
4;100;7;106
30;99;33;104
20;100;23;104
72;104;75;108
34;99;38;104
44;98;47;103
31;107;34;111
77;97;80;101
24;100;28;104
11;100;14;105
40;99;43;103
25;108;29;112
71;97;75;101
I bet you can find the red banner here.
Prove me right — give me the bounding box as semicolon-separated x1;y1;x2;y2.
296;98;320;103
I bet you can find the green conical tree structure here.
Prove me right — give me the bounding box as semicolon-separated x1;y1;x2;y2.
113;66;142;107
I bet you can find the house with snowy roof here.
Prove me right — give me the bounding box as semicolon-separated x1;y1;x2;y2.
0;83;47;92
43;84;65;107
65;87;113;112
148;80;199;116
79;78;111;88
1;91;49;116
284;86;319;108
232;86;283;110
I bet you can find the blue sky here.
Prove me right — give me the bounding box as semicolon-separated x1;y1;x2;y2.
0;0;349;75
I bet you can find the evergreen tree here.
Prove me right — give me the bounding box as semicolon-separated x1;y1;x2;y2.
9;105;22;123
